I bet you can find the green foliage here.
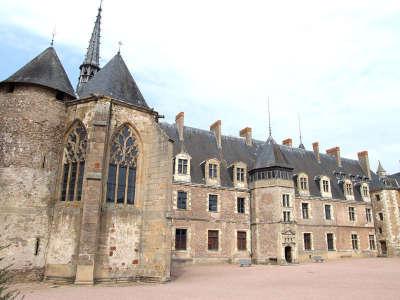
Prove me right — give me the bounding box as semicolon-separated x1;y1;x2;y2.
0;245;23;300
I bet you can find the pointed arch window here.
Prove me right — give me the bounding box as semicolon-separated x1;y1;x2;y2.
60;122;87;201
106;125;138;205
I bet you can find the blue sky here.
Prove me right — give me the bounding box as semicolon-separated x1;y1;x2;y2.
1;0;399;173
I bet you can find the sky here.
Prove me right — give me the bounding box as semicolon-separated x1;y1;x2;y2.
0;0;399;173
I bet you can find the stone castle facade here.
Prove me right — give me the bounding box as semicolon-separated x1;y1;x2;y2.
1;5;399;285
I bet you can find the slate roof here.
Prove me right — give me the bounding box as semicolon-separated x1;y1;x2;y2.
255;140;293;169
160;122;371;201
1;47;75;98
77;53;149;108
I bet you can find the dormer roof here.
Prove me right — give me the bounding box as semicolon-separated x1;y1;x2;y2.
77;52;149;108
1;47;75;98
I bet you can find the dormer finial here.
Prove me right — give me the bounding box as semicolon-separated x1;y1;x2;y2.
50;26;56;47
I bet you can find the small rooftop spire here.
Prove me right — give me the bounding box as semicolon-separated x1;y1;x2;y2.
50;26;56;47
266;97;276;144
298;114;305;149
118;41;123;54
77;0;103;90
377;160;386;178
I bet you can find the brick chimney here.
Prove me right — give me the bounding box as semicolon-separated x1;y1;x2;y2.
210;120;222;149
357;150;371;179
282;138;293;147
326;146;342;167
175;112;184;141
312;142;321;163
239;127;252;146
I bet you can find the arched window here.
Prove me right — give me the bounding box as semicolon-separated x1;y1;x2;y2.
60;122;87;201
106;125;138;205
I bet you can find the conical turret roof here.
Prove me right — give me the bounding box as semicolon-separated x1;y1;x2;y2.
77;52;148;108
254;138;293;170
2;47;75;98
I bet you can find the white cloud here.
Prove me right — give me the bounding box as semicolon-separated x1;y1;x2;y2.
1;0;400;173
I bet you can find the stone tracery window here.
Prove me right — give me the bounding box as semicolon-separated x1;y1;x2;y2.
106;125;138;205
60;122;87;201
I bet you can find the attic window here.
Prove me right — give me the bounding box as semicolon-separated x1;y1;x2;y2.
6;84;15;93
345;182;353;196
322;180;330;192
209;164;218;179
56;91;65;101
236;167;245;182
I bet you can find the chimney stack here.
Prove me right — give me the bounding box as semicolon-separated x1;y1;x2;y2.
326;146;342;167
210;120;222;149
357;151;371;179
282;138;293;147
312;142;321;163
239;127;252;146
175;112;185;141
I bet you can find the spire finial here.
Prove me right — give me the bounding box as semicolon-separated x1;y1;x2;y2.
298;113;305;149
50;26;56;47
118;41;123;54
99;0;103;10
268;96;272;138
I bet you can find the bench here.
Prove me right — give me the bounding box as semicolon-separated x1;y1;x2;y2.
312;256;324;263
239;259;252;267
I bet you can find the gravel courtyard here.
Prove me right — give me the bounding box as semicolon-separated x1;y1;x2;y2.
14;258;400;300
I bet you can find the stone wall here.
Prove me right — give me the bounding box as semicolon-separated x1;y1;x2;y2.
171;183;250;264
0;85;67;280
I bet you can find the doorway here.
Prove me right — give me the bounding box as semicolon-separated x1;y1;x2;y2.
380;241;387;256
284;246;292;263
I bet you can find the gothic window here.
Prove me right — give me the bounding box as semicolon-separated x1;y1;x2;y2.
61;122;87;201
106;125;138;205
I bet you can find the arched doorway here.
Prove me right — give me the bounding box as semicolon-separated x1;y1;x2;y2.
284;246;292;263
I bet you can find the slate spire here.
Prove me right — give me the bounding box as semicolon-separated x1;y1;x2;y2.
377;160;386;178
266;97;276;144
298;114;305;149
77;1;102;89
78;52;149;108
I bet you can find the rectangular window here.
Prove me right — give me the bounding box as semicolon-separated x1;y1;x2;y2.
178;159;188;174
369;235;376;250
237;231;247;251
345;183;353;195
282;194;290;207
300;177;308;190
327;233;334;251
177;191;187;210
236;168;245;182
283;211;291;222
208;194;218;212
349;207;355;221
362;186;369;197
209;164;218;178
322;180;329;192
302;203;309;219
325;204;332;220
379;212;384;221
366;208;372;222
375;194;380;201
304;233;312;250
175;229;187;250
208;230;219;251
351;234;358;250
237;197;245;213
378;227;383;234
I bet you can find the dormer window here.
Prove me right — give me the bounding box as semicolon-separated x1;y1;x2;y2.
344;179;355;201
345;183;353;195
300;177;308;190
178;158;188;174
237;168;245;182
209;164;218;178
204;158;220;186
232;162;247;189
319;176;332;198
360;183;370;201
297;173;309;196
323;180;329;193
174;153;191;183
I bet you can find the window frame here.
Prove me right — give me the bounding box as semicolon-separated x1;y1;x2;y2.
303;232;312;251
301;202;310;219
324;204;332;220
208;230;219;251
326;233;335;251
177;158;188;175
237;231;247;251
351;233;359;250
237;197;245;214
208;194;218;212
175;228;188;251
348;207;356;221
177;190;188;210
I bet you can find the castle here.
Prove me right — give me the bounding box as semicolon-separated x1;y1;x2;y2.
1;4;399;285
